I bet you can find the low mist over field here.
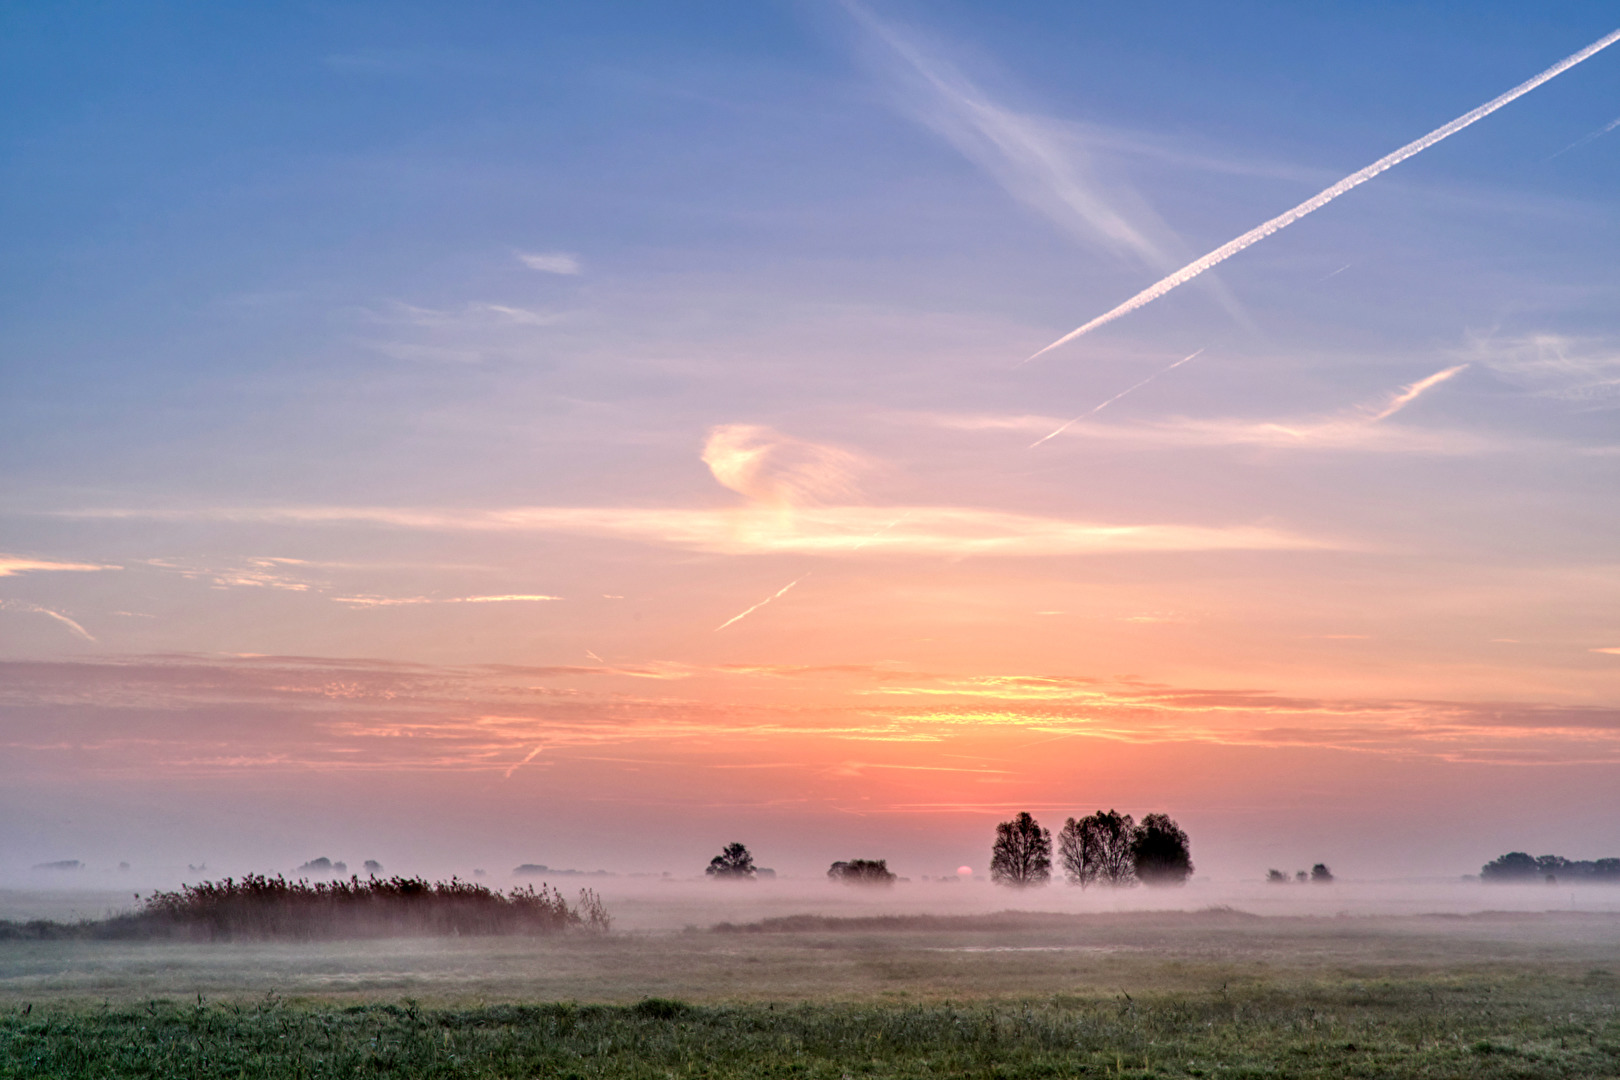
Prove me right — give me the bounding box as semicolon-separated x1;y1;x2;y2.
9;870;1620;934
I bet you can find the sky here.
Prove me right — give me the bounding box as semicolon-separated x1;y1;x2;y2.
2;0;1619;887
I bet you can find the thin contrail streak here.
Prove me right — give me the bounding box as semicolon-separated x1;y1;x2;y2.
1318;262;1354;282
1547;114;1620;159
1030;349;1204;448
1028;26;1620;361
1367;363;1468;421
37;608;95;641
711;515;907;633
504;744;544;779
849;512;911;550
715;574;809;632
4;601;96;641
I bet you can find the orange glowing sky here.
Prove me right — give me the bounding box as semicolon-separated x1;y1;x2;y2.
2;2;1618;884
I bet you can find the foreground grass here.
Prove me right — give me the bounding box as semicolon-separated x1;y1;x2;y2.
3;973;1618;1078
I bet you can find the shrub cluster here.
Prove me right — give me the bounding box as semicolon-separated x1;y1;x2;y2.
826;859;897;886
126;874;613;940
0;874;612;941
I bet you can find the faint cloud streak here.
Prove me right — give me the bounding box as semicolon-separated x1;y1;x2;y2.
55;504;1333;558
0;555;112;577
1;601;95;641
516;251;582;275
1365;364;1468;422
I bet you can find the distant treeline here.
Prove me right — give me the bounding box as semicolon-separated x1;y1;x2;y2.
0;874;611;941
514;864;615;878
1481;853;1620;884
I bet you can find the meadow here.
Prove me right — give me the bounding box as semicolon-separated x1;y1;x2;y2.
3;897;1620;1076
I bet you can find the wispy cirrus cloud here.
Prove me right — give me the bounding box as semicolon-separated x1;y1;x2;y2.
356;297;571;364
702;424;865;507
0;555;113;577
3;655;1618;775
52;503;1331;557
1468;332;1620;408
1364;364;1468;422
0;601;96;641
927;412;1497;454
382;300;566;329
917;363;1487;453
333;593;562;607
849;3;1252;331
848;2;1171;268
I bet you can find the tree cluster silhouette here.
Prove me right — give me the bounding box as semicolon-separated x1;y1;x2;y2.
1481;852;1620;883
994;810;1193;888
706;843;757;879
827;859;897;886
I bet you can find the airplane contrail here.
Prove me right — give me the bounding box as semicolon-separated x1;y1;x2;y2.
504;744;544;779
715;574;809;632
2;600;95;641
1028;26;1620;361
711;516;907;632
36;607;95;641
1367;363;1468;421
1031;348;1204;447
1547;114;1620;159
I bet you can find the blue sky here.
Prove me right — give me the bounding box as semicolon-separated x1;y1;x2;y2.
2;1;1618;880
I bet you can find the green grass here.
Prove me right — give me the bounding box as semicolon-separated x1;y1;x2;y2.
4;973;1619;1078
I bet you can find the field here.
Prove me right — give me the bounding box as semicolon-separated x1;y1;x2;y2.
3;892;1620;1076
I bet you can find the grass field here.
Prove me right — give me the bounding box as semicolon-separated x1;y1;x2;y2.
3;974;1618;1078
3;906;1619;1076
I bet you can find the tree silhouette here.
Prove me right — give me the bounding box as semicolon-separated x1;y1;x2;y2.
705;842;756;879
1266;869;1288;883
827;859;897;885
1057;810;1136;888
1311;863;1334;883
990;812;1051;887
1131;813;1193;887
1480;852;1538;881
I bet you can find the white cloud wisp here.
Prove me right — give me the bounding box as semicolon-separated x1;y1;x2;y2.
52;504;1331;558
516;251;582;275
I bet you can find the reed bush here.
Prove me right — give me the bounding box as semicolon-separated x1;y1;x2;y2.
0;875;611;941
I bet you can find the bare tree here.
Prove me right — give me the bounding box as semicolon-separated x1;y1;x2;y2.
1058;810;1137;888
990;812;1051;887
